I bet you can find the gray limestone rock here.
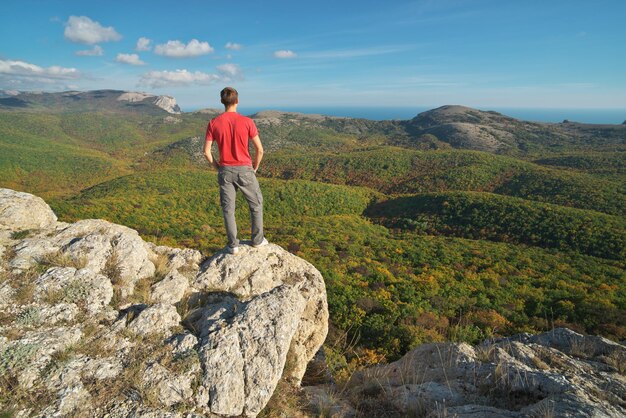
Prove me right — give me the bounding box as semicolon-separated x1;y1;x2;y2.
0;188;57;232
197;284;307;417
192;243;329;384
34;266;113;314
127;303;181;336
343;328;626;417
0;188;330;418
151;269;189;304
10;219;155;297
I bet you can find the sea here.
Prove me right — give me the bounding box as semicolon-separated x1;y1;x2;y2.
229;106;626;125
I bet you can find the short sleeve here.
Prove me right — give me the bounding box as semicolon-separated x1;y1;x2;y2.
248;119;258;138
205;121;213;142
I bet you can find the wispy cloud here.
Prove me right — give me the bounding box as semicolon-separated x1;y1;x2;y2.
273;50;297;59
154;39;214;58
75;45;104;56
136;37;152;51
116;53;145;66
64;15;121;44
225;42;242;51
216;63;243;79
303;45;414;59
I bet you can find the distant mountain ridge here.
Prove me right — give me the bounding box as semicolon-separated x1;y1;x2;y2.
0;89;181;114
1;89;624;155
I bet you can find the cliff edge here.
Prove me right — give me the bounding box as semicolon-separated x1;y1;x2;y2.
0;188;328;417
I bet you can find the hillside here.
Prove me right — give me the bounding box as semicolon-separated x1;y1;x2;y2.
2;189;624;417
1;90;625;371
0;89;181;114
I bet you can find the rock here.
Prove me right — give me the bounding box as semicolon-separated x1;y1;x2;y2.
143;362;194;407
128;303;181;336
34;267;113;314
0;188;57;232
343;328;626;417
303;385;357;418
2;326;83;388
0;188;330;417
166;332;199;357
151;269;189;304
192;243;329;384
11;219;155;296
197;284;307;417
153;95;181;114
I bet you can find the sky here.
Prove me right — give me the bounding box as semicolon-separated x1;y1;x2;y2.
1;0;626;111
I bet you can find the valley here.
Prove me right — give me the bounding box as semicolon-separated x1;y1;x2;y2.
1;90;624;366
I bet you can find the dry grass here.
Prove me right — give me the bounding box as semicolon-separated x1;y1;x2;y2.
474;343;496;363
258;380;310;418
150;252;171;281
606;350;626;375
102;249;123;285
38;250;87;270
0;371;56;417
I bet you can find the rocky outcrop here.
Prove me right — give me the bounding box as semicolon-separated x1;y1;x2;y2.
0;188;57;232
117;92;181;114
0;188;328;417
307;328;626;417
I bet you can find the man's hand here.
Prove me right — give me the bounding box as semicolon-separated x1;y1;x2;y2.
203;139;220;170
250;135;264;172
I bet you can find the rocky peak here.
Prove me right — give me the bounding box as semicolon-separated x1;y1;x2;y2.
0;187;328;417
117;92;181;114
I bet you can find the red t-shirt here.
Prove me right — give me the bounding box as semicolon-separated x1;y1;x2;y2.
205;112;259;166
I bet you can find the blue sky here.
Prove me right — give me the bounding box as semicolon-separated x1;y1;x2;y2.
1;0;625;110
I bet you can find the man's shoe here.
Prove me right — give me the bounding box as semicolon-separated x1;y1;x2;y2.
253;238;269;248
226;246;239;255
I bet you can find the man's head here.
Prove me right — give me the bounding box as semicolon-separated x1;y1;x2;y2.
220;87;238;107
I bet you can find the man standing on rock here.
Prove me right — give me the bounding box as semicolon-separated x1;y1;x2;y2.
203;87;268;254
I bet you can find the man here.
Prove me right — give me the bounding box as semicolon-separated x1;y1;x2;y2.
203;87;268;254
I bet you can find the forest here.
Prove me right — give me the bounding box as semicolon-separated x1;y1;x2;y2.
1;105;624;370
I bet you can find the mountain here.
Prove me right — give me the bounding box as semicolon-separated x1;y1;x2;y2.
0;89;181;114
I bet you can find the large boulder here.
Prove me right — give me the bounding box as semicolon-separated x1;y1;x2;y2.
192;244;329;384
0;188;57;232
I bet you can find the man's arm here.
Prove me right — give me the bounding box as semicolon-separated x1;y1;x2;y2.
203;140;220;170
250;135;264;172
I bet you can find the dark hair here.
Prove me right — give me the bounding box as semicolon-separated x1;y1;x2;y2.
220;87;238;107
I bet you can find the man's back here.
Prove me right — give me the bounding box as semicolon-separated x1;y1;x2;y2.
206;112;258;167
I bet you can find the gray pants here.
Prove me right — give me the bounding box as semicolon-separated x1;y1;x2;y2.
218;165;264;248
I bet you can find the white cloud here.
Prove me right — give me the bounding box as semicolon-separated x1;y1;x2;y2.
64;15;122;44
139;69;219;88
273;50;297;59
116;53;145;66
225;42;242;51
0;59;81;88
75;45;104;56
154;39;214;58
139;64;242;88
136;37;152;51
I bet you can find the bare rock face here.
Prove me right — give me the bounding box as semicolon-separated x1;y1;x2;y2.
10;219;156;297
0;188;329;418
192;244;329;384
0;188;57;232
335;327;626;417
